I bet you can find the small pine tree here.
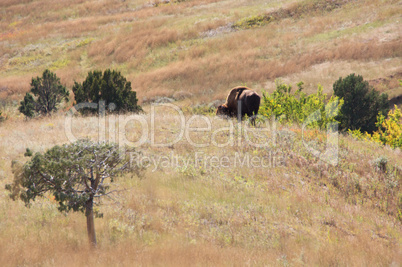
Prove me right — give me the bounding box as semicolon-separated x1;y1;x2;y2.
72;69;142;114
19;93;36;118
19;70;69;118
333;73;389;133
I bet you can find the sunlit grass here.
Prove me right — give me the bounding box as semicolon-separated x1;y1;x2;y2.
0;0;401;264
0;109;400;265
1;0;401;101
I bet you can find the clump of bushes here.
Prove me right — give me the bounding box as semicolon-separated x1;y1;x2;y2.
260;81;343;129
371;105;402;148
72;69;142;114
19;69;69;118
349;105;402;148
337;74;402;149
18;69;142;118
333;73;389;134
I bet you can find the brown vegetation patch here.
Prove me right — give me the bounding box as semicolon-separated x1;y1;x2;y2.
369;72;402;91
134;39;401;99
88;19;182;64
367;71;402;108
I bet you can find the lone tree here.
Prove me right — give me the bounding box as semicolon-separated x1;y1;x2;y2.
72;69;142;114
19;69;69;118
333;73;389;133
6;139;139;247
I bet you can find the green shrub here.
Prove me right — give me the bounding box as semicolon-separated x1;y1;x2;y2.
19;93;35;118
371;106;402;148
18;69;69;118
260;81;343;129
350;106;402;149
72;69;142;114
233;15;272;29
333;73;389;133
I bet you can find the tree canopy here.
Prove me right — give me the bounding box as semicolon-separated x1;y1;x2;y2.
19;69;69;118
6;139;139;247
333;73;389;133
72;69;142;114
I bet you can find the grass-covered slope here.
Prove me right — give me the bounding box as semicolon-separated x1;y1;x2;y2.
0;0;401;265
0;109;401;265
0;0;401;103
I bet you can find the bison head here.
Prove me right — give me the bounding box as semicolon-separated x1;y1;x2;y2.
216;104;230;116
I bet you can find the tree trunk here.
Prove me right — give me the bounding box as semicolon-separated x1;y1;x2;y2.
85;196;97;248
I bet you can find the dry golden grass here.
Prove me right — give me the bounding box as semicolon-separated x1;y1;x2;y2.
0;0;402;265
1;0;401;102
265;58;402;95
0;109;401;265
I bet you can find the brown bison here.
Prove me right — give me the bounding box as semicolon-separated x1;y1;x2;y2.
216;86;261;124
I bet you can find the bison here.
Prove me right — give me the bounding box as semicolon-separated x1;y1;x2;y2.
216;86;261;125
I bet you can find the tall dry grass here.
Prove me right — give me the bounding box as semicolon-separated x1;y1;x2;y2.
1;0;401;102
0;109;401;265
132;38;401;100
0;0;401;265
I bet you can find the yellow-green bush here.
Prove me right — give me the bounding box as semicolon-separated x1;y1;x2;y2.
260;81;343;129
348;105;402;149
372;106;402;148
232;15;272;29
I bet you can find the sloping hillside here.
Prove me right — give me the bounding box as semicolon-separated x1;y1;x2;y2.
0;109;401;265
0;0;401;265
0;0;401;104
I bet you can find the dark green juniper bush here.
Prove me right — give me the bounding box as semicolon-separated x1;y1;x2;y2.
72;69;142;114
19;69;69;118
333;73;389;134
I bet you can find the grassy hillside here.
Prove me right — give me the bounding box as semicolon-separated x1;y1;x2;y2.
0;0;401;104
0;0;401;265
0;109;401;265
